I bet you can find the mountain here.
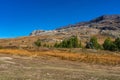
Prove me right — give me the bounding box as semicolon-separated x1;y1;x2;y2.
30;15;120;38
0;15;120;48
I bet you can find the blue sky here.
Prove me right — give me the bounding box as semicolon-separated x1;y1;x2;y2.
0;0;120;38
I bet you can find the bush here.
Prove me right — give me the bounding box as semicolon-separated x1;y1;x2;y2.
103;38;117;51
54;36;82;48
114;37;120;51
86;37;101;49
34;39;41;47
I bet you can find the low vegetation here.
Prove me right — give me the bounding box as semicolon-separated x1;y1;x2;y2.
103;37;120;51
0;49;119;65
0;36;119;66
48;36;120;52
85;37;101;49
34;39;41;47
54;36;82;48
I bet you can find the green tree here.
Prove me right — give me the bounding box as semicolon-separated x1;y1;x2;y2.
114;37;120;51
86;37;101;49
62;40;68;48
54;36;82;48
67;38;73;48
72;36;79;48
34;39;41;47
54;42;59;48
103;38;117;51
103;38;111;50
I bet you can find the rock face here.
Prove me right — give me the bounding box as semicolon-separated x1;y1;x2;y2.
30;30;45;36
30;15;120;38
89;15;120;30
91;15;120;22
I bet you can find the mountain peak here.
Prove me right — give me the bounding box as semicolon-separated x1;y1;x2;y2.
91;15;120;22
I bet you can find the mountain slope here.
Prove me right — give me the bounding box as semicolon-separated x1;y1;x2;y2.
0;15;120;48
30;15;120;38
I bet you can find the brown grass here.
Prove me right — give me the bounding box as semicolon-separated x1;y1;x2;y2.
0;49;120;65
0;49;31;56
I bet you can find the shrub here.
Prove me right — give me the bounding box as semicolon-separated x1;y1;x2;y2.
103;38;117;51
54;42;59;48
114;37;120;51
54;36;82;48
86;37;101;49
34;39;41;47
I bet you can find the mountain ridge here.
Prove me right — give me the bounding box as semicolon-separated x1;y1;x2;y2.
0;15;120;48
30;15;120;38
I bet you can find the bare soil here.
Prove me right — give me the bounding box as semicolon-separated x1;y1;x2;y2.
0;54;120;80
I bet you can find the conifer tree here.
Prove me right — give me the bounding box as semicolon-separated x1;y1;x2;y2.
86;37;101;49
114;37;120;51
34;39;41;47
103;37;117;51
54;36;81;48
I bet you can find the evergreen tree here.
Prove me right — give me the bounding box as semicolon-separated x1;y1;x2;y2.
54;36;81;48
114;37;120;51
103;38;112;50
103;38;117;51
86;37;101;49
73;36;79;48
54;42;58;48
34;39;41;47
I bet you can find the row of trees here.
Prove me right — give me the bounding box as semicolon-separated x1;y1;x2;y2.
34;36;82;48
103;37;120;51
54;36;82;48
34;36;120;51
86;37;120;51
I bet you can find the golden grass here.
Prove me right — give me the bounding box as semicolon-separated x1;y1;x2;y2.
0;49;120;65
0;49;31;56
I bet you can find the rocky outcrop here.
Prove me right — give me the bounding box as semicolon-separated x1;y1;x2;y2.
30;15;120;38
30;30;45;36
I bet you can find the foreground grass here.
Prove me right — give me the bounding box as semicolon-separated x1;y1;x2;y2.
0;49;120;65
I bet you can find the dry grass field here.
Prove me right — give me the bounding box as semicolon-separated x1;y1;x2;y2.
0;48;120;65
0;48;119;80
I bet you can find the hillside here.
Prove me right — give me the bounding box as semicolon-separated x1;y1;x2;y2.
0;15;120;48
0;15;120;80
30;15;120;38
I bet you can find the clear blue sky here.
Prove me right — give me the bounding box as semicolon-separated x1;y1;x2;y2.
0;0;120;38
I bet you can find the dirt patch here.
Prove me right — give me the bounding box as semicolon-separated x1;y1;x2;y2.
0;56;16;64
0;54;119;80
0;57;13;61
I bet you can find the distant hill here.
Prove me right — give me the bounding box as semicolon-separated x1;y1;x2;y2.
0;15;120;48
30;15;120;38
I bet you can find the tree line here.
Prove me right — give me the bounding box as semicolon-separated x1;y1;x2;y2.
34;36;120;51
85;37;120;51
54;36;82;48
